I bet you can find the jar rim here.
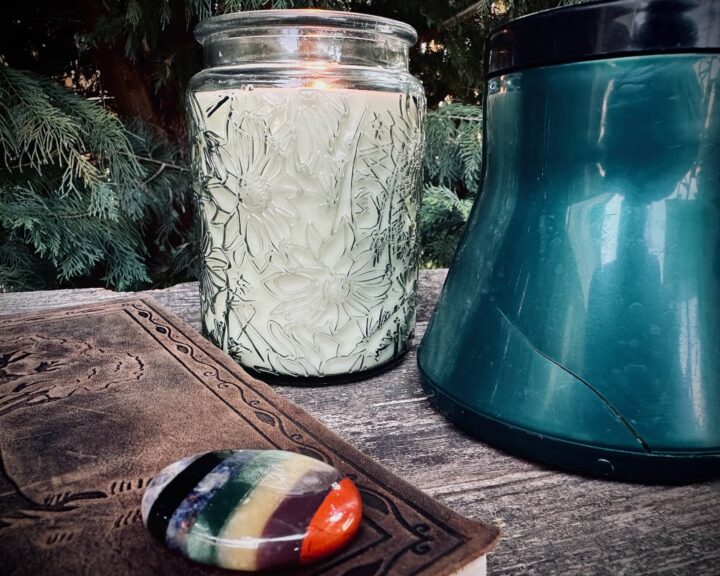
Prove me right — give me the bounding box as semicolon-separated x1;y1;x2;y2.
195;9;417;46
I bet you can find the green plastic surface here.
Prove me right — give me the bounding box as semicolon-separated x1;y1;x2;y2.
418;54;720;481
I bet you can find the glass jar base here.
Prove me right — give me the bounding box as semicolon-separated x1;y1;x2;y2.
242;350;409;386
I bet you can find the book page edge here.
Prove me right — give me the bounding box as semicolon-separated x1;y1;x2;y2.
450;554;487;576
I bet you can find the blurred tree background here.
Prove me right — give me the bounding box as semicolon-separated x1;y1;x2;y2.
0;0;580;291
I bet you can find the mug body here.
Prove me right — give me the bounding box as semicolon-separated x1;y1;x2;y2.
419;0;720;481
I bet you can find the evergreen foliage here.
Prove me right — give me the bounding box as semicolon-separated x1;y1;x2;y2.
0;68;195;291
421;103;483;267
420;184;474;268
425;103;483;194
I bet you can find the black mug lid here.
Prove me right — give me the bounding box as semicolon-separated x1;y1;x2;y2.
485;0;720;78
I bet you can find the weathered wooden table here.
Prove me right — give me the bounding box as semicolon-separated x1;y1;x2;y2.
2;269;718;575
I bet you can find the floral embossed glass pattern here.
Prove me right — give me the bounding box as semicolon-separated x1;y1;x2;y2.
188;10;426;379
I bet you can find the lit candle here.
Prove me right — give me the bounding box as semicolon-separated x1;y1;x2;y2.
188;11;425;380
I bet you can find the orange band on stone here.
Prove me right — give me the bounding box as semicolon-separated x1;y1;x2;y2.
300;478;363;563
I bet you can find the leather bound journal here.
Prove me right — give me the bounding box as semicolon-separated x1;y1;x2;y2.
0;297;499;575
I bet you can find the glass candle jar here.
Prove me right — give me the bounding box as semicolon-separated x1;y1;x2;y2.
188;10;426;381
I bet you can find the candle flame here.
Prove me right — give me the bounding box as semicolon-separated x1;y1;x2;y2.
309;79;329;90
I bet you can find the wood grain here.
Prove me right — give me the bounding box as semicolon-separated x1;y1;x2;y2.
2;270;719;576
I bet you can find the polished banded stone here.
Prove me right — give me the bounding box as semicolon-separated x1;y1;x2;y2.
141;450;363;571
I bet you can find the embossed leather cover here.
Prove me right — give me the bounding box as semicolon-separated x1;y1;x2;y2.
0;297;499;575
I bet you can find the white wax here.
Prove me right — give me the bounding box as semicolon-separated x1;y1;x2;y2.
189;86;424;378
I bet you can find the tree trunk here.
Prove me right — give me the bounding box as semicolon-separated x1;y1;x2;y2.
96;44;166;131
79;0;167;137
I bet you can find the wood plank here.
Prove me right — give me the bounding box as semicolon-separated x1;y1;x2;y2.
2;270;718;575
